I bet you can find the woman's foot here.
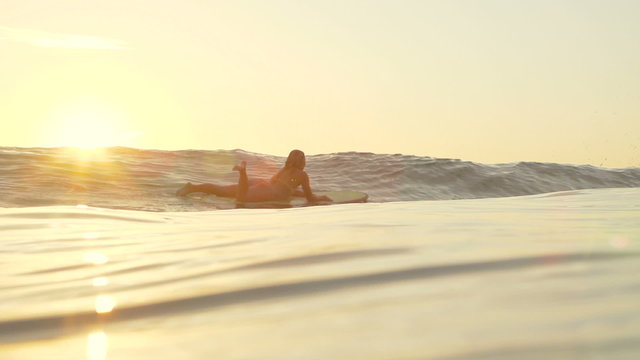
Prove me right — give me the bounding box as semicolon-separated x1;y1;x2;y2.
233;161;247;172
176;182;193;196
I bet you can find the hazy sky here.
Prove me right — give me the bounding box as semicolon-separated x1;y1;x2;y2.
1;0;639;166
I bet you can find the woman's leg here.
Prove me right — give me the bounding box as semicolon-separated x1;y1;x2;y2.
192;183;237;197
233;161;289;202
233;161;249;201
176;182;237;197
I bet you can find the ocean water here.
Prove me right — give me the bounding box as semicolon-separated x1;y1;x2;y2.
1;147;639;359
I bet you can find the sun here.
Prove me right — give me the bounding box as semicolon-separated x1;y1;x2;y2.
47;97;138;149
57;113;121;149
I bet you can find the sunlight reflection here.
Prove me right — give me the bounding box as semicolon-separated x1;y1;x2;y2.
83;252;109;265
95;295;117;314
57;146;130;192
609;235;630;249
76;204;89;209
83;232;100;240
92;277;109;287
87;331;108;360
64;146;110;162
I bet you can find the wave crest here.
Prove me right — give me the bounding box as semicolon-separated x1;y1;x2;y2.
1;147;639;211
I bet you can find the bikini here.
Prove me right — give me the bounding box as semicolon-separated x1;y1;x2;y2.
271;172;298;195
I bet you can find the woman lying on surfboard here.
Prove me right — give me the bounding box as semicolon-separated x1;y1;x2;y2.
176;149;330;203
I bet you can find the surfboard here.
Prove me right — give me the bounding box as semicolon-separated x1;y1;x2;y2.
237;190;368;209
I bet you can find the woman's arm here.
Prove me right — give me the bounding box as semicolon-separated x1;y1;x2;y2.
300;171;330;202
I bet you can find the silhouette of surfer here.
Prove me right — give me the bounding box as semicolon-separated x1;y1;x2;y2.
176;149;330;203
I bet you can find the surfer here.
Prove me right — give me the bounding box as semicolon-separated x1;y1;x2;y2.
176;149;330;203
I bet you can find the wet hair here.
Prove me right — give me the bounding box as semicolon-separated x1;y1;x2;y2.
285;149;306;169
